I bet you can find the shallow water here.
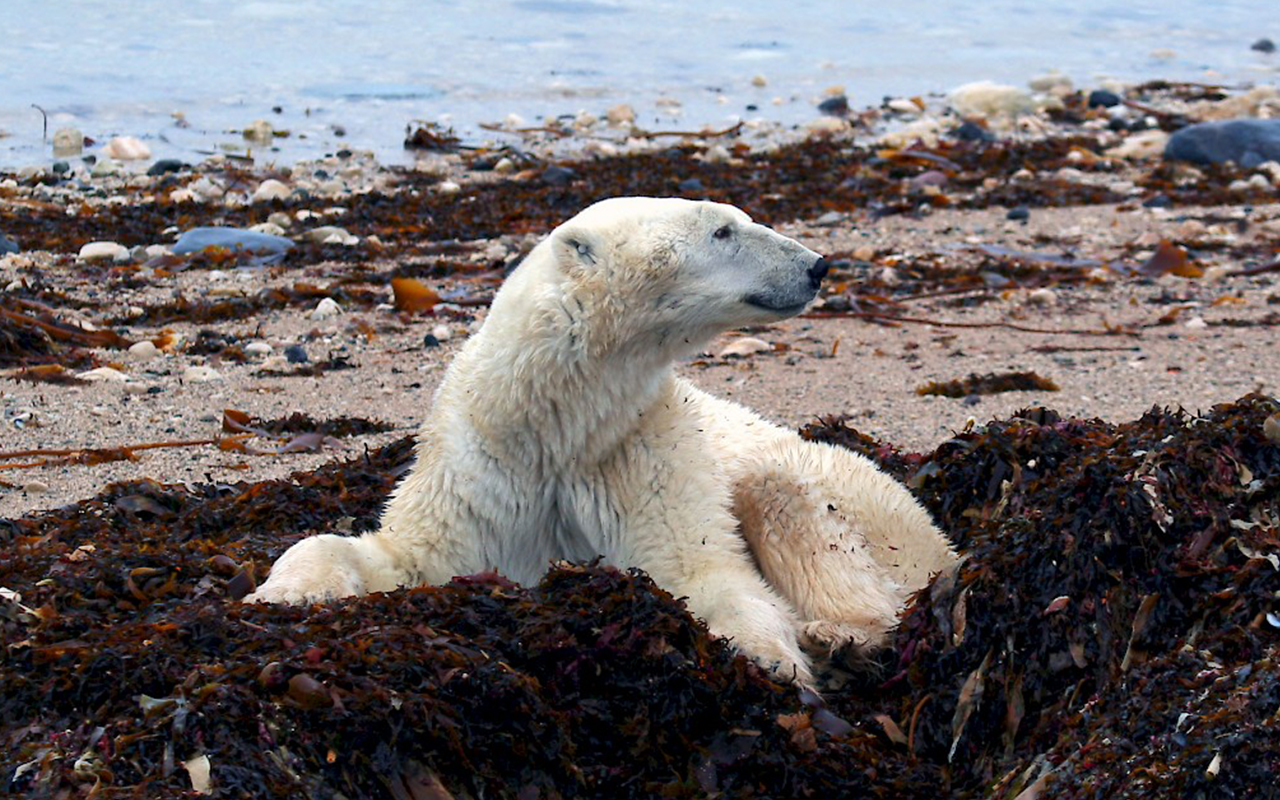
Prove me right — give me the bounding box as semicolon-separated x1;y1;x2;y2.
0;0;1275;168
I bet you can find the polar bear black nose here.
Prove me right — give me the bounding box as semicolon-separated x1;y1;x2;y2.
807;257;830;289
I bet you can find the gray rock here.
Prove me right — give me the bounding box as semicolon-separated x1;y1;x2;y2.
0;234;18;254
148;158;186;176
284;344;309;363
171;227;293;263
1164;119;1280;168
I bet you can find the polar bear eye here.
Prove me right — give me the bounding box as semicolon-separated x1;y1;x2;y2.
713;225;733;240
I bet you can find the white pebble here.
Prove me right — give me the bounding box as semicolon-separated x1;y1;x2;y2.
23;479;50;494
77;241;129;262
431;323;453;342
102;136;151;161
52;127;83;157
1027;288;1058;306
751;74;768;88
719;337;771;358
251;178;292;203
437;180;462;194
182;365;223;383
127;340;159;361
78;366;130;382
1184;316;1208;330
310;297;343;320
244;341;273;357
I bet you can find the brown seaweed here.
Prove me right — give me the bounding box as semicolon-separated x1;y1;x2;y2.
916;371;1061;397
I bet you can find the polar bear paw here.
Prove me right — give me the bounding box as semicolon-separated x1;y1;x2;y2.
243;534;374;605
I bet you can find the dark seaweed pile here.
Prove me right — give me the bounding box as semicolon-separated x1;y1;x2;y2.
3;395;1279;798
916;371;1061;398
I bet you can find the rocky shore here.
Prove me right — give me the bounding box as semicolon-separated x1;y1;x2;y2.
2;76;1279;797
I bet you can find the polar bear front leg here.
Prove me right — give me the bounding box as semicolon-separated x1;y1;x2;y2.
576;436;815;685
244;532;408;605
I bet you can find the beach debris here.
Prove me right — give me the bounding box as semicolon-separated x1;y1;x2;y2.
1139;239;1202;278
309;297;343;320
403;122;460;151
916;371;1060;397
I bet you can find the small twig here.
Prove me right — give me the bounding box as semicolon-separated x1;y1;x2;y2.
1229;259;1280;278
801;309;1139;337
31;104;47;142
478;123;571;137
633;121;745;139
907;693;932;757
0;438;218;466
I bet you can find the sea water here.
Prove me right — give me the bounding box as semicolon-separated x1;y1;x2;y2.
0;0;1274;168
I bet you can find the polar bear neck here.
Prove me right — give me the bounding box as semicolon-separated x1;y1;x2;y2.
435;287;679;469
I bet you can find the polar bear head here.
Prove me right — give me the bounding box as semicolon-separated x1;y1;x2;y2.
503;197;827;358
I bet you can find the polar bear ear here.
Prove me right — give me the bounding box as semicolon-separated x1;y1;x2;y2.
552;226;601;270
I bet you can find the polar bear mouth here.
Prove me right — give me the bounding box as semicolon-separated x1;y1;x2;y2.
743;295;811;315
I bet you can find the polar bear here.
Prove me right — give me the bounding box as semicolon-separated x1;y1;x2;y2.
246;197;957;685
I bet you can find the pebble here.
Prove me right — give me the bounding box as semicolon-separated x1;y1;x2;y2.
950;120;995;142
284;344;309;363
1087;89;1122;108
90;159;121;178
267;212;293;229
817;95;849;117
805;117;848;135
0;234;18;254
886;98;922;117
248;222;287;237
310;297;343;320
949;81;1034;120
127;340;160;361
719;337;771;358
251;179;292;203
78;241;130;262
492;157;516;174
1029;72;1073;97
1006;205;1031;221
1252;38;1277;54
541;166;576;186
52;127;84;157
1027;288;1058;306
431;323;453;342
102;136;151;161
243;119;275;144
1165;119;1280;167
245;341;273;357
1105;129;1170;160
606;104;636;126
78;367;130;382
702;145;732;165
51;161;70;175
909;170;947;189
852;245;876;261
678;178;704;192
813;210;843;226
422;333;440;348
147;158;185;176
23;480;50;494
182;365;223;383
437;180;461;194
171;227;293;261
1184;316;1208;330
302;225;358;246
123;383;151;396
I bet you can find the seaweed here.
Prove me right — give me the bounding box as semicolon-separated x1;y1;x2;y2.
916;371;1061;397
3;396;1279;798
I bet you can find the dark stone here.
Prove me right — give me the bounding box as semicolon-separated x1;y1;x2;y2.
1143;193;1173;208
1108;116;1130;132
51;161;70;175
677;178;704;192
422;333;440;349
1005;206;1030;222
950;120;995;142
82;154;97;165
745;103;758;111
336;149;353;159
1087;89;1122;108
1251;37;1276;53
314;169;330;179
541;165;576;186
171;227;294;263
0;234;18;254
284;344;309;364
146;386;164;395
962;394;982;406
1164;118;1280;167
817;95;849;117
147;158;185;176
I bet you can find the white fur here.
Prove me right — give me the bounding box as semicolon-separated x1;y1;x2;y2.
246;197;958;685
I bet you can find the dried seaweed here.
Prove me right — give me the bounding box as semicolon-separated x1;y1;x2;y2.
916;371;1061;397
4;396;1279;798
